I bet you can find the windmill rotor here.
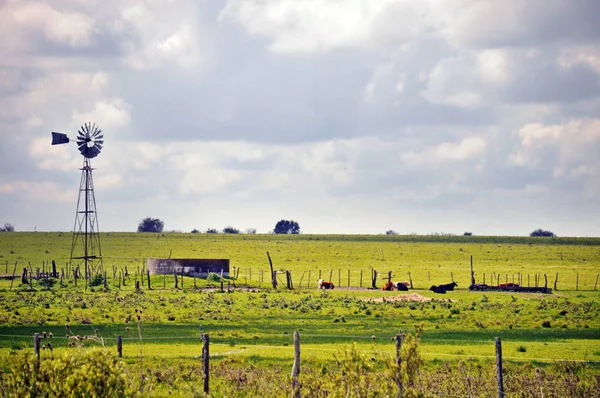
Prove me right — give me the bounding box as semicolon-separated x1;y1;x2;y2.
76;122;103;159
51;122;104;159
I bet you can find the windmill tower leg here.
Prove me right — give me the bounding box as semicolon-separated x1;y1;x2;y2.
70;158;103;280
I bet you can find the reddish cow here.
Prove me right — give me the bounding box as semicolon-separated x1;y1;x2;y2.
318;279;335;289
382;281;395;291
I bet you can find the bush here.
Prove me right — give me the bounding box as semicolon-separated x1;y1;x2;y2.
4;348;133;396
273;220;300;234
530;229;555;237
0;222;15;232
206;228;219;234
89;274;105;287
386;230;398;235
223;226;240;234
137;217;164;233
37;277;58;289
190;229;199;233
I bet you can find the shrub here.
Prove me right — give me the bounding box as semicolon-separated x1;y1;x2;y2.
223;226;240;234
3;348;133;396
37;277;58;288
89;274;105;287
517;345;527;352
542;320;552;328
530;228;555;237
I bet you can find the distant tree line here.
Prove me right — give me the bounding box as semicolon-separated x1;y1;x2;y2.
530;228;555;237
0;223;14;232
137;218;299;234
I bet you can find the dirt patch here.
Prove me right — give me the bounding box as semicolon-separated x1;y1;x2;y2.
363;293;432;303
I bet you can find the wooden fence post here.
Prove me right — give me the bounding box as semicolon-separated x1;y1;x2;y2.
576;273;578;291
470;255;475;286
308;270;311;288
203;334;210;394
395;334;403;398
360;270;363;287
554;273;558;290
595;274;599;291
338;268;341;287
267;251;277;289
174;272;178;289
372;270;377;289
117;335;123;358
451;271;454;282
347;269;350;287
147;270;151;290
292;331;300;398
408;272;413;289
34;333;41;367
495;337;504;398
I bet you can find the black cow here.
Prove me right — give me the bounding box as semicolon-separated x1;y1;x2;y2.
439;281;458;291
396;282;409;291
429;285;446;294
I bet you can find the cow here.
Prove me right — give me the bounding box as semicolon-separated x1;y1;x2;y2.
430;285;447;294
500;283;519;287
396;282;409;291
382;281;395;291
318;279;334;289
398;281;411;288
439;281;458;291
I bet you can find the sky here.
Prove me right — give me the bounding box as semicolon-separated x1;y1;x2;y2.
1;0;599;236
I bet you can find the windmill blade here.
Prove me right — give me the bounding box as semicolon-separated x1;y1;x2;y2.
86;146;101;158
91;128;102;138
51;132;70;145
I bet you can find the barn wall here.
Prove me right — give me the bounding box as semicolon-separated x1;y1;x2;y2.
146;258;230;277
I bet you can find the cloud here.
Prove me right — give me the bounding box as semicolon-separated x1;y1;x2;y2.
72;98;132;128
220;0;427;54
2;1;94;48
402;136;487;164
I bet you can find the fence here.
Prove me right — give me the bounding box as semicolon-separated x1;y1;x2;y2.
17;333;599;398
3;258;599;292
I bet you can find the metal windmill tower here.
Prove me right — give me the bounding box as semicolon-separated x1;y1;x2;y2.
51;123;104;278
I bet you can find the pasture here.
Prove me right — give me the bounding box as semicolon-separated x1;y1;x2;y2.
0;233;599;396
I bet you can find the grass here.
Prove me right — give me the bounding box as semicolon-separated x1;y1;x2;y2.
0;232;598;395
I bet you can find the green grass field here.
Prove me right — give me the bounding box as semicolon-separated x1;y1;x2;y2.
0;232;599;396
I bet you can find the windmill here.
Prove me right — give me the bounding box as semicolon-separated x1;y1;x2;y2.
51;123;104;280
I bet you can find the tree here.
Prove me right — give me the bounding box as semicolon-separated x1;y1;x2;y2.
0;223;14;232
223;226;240;234
273;220;300;234
385;230;397;235
137;217;164;233
206;228;218;234
190;229;200;234
245;228;257;234
530;228;555;237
